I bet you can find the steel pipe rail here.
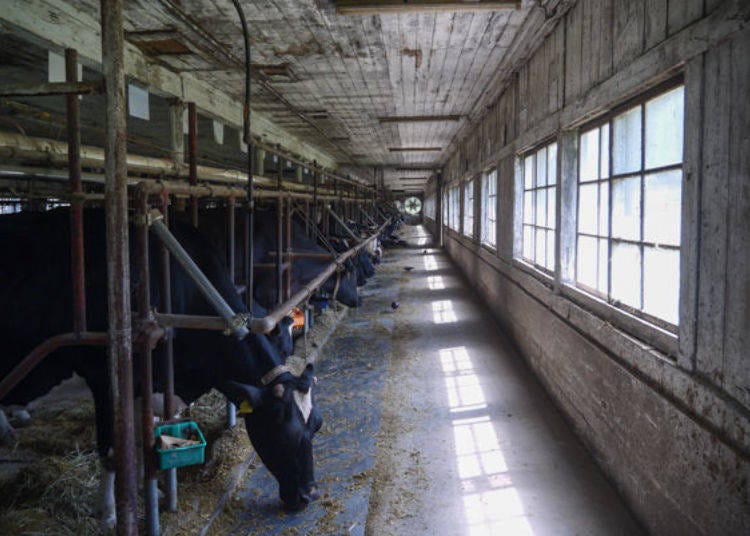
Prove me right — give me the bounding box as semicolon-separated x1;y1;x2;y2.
0;130;371;193
327;206;361;243
150;219;390;337
149;210;250;339
0;80;104;97
0;332;108;402
250;218;391;334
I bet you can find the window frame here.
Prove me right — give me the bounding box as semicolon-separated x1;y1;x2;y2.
519;139;558;275
463;178;475;238
574;80;685;333
481;168;498;249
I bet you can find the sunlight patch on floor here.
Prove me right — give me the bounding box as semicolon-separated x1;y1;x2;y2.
432;300;457;324
438;346;534;536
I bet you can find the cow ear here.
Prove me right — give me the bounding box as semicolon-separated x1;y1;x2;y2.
296;364;315;393
220;381;264;409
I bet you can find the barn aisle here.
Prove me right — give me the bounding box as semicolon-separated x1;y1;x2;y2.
364;225;643;536
226;224;643;535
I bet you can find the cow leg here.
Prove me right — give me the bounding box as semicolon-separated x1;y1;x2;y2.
86;376;117;529
0;409;16;445
98;459;117;531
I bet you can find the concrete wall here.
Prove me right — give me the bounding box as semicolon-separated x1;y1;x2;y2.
424;1;750;534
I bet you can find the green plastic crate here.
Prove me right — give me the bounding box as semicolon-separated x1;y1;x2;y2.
154;420;206;470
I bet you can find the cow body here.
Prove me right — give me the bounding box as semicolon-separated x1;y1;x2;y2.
0;208;321;525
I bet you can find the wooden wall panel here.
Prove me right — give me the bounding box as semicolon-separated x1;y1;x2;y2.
645;0;668;50
612;0;645;71
696;41;732;386
668;0;705;36
724;29;750;407
564;1;583;105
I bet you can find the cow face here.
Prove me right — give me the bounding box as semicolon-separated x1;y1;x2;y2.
322;269;361;307
269;316;294;359
222;364;322;510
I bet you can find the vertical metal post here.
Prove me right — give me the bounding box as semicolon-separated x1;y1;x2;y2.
188;102;198;227
312;161;318;233
66;48;86;336
159;196;178;512
285;196;292;301
225;196;237;428
304;199;311;238
136;188;159;536
276;157;283;306
100;1;138;533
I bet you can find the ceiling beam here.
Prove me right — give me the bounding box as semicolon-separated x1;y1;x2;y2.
335;1;520;15
394;166;438;172
377;114;462;123
388;147;442;152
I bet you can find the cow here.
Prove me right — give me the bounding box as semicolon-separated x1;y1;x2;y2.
0;208;322;528
234;207;361;310
191;208;361;311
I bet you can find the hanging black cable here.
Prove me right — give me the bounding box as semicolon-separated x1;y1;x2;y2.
231;0;255;311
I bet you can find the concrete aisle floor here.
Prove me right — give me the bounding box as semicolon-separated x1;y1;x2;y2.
365;225;644;536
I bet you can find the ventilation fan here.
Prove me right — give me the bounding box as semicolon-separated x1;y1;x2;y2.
404;196;422;215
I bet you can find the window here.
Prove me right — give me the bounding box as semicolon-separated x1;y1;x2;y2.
463;179;474;237
481;170;497;248
521;141;558;272
576;85;684;326
450;185;460;231
442;190;449;227
127;84;150;120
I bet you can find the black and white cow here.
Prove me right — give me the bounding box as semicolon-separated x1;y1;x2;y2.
193;208;361;310
0;208;322;527
249;208;361;309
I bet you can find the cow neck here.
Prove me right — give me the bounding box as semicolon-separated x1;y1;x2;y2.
245;332;290;386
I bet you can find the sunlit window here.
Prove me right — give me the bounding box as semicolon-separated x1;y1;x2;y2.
576;84;684;326
521;141;557;272
463;179;475;238
480;170;497;248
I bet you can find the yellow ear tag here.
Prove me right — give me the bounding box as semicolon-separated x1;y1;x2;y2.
239;400;254;414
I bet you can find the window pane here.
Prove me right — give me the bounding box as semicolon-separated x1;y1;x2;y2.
600;123;610;179
643;169;682;247
580;128;599;181
578;183;598;235
645;86;684;169
523;225;534;259
598;238;609;293
612;176;641;240
599;182;609;237
577;235;598;288
536;147;547;187
547;187;556;230
535;188;546;227
547;143;558;185
643;247;680;324
546;230;555;271
613;106;642;175
524;156;534;189
535;228;546;266
524;191;534;224
611;242;641;308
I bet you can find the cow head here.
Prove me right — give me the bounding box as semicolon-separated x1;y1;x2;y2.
268;315;294;358
321;269;361;307
221;364;322;510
